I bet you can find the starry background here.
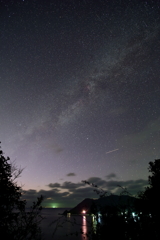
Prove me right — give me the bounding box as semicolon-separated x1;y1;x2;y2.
0;0;160;207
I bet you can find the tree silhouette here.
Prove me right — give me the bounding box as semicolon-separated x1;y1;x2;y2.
136;159;160;239
83;160;160;240
139;159;160;216
0;143;43;240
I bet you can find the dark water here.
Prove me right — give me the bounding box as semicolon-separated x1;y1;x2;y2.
40;208;93;240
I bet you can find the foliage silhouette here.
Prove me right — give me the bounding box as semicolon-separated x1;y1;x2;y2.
138;159;160;211
82;159;160;239
136;159;160;238
49;159;160;239
0;143;43;240
82;180;136;239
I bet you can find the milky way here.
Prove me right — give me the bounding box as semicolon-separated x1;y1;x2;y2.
0;0;160;207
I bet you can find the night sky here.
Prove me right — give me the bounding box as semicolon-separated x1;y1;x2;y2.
0;0;160;208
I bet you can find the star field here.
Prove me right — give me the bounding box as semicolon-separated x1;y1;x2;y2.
0;0;160;207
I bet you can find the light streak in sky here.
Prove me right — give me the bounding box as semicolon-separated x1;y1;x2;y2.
106;149;119;154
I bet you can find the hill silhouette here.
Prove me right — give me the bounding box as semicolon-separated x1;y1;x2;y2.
69;195;136;214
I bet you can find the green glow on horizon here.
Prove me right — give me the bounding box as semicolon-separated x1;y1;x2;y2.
52;203;58;208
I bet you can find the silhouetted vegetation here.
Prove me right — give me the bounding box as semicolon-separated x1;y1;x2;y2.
0;143;43;240
50;160;160;239
1;141;160;239
81;159;160;239
135;159;160;239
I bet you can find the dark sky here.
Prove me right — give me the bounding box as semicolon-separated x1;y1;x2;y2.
0;0;160;207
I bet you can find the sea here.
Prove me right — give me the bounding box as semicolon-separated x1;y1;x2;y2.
40;208;94;240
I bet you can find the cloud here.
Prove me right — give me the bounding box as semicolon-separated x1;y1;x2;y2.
85;177;108;187
81;177;148;196
104;179;148;195
23;177;148;208
106;173;117;179
47;183;61;188
48;181;84;191
61;181;84;190
66;173;76;177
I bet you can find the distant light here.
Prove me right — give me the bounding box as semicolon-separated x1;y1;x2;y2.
82;210;86;214
52;204;57;208
132;212;135;217
52;203;58;208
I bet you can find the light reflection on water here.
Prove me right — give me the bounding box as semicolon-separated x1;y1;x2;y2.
41;208;94;240
92;215;97;234
81;216;87;239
